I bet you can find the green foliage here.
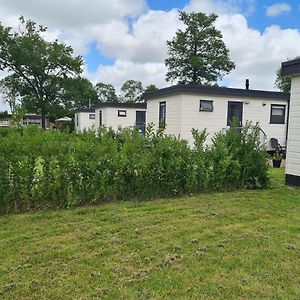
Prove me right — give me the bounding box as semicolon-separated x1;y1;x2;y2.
0;123;269;214
0;16;83;128
95;82;118;102
61;77;99;110
0;78;20;112
120;80;144;103
144;84;159;93
165;11;235;85
275;67;291;93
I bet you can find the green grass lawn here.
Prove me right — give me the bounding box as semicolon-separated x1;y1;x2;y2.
0;168;299;299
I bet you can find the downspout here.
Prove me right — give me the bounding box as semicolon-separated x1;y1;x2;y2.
285;96;290;153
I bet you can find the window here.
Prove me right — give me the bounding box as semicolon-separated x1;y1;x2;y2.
76;114;79;126
118;110;127;117
270;104;286;124
89;114;95;120
200;100;214;112
99;110;102;126
0;119;9;126
159;101;166;125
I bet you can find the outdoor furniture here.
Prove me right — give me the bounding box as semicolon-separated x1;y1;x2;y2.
270;138;283;153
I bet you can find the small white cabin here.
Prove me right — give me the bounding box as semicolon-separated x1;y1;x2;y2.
282;58;300;187
144;85;290;150
75;103;147;132
74;108;96;131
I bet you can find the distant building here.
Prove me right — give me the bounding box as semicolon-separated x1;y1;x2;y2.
74;103;147;133
0;114;50;128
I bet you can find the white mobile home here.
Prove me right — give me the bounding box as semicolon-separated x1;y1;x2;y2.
74;108;96;131
0;113;50;128
282;58;300;187
144;85;290;150
75;103;147;132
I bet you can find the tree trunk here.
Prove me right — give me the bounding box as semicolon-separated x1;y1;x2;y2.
41;109;46;130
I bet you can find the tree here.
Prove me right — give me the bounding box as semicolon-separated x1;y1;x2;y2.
275;67;291;93
165;11;235;85
144;84;159;93
0;16;83;128
95;82;118;102
120;80;144;103
0;78;20;113
61;77;99;110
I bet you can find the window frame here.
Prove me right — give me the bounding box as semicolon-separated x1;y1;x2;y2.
118;110;127;117
159;101;166;125
199;100;214;112
270;104;286;124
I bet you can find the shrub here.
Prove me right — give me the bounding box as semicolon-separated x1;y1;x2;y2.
0;123;269;214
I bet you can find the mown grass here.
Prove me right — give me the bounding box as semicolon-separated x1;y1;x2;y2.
0;168;299;299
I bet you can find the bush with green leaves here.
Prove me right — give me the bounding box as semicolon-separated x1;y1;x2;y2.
0;122;269;214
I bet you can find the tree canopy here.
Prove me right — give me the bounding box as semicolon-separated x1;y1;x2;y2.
0;16;83;128
165;11;235;85
274;67;291;93
61;77;99;110
120;79;144;103
95;82;118;102
144;84;158;93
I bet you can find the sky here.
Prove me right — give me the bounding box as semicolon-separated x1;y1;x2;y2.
1;0;300;111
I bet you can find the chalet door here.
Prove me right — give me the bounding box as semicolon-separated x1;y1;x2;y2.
227;101;243;127
136;111;146;134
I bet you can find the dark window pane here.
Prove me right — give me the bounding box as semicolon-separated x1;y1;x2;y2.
270;105;285;124
200;100;213;111
159;101;166;125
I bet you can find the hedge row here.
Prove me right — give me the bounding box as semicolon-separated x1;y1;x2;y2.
0;123;269;214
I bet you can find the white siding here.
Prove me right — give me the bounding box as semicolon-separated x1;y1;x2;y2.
147;94;182;136
147;93;288;148
75;112;96;131
95;107;146;130
286;76;300;177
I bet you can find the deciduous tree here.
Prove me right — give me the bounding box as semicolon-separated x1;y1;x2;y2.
165;11;235;85
0;16;83;128
120;79;144;103
95;82;118;102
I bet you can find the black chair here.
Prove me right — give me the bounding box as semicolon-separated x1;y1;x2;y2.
270;138;283;153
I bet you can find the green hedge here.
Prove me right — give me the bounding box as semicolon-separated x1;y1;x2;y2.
0;123;269;214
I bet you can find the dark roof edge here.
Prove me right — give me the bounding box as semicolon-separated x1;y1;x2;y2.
94;102;147;109
282;59;300;77
143;84;290;101
74;108;95;113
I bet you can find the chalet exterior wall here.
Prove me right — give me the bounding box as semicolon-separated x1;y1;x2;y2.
282;58;300;186
95;106;146;130
146;86;289;149
75;103;146;132
74;109;96;131
0;114;50;128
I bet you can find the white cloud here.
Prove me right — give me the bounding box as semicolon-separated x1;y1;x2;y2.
94;9;181;63
266;3;291;17
0;0;147;28
215;13;300;89
90;60;167;91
